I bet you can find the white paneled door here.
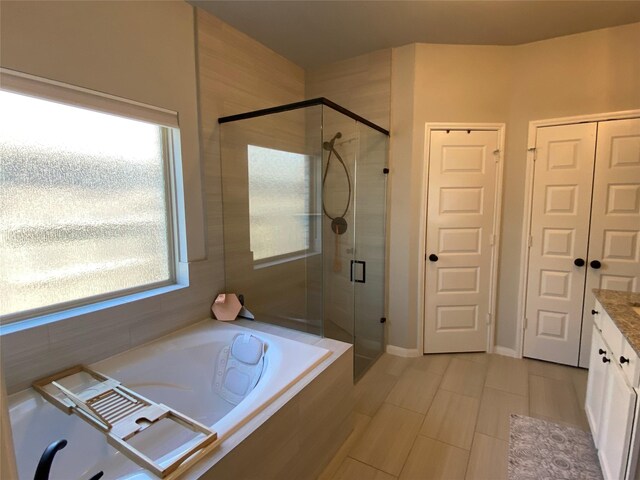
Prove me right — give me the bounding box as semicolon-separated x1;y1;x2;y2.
424;129;501;353
524;117;640;367
524;123;597;366
580;118;640;367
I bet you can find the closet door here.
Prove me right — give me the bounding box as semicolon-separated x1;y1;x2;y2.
580;118;640;367
423;129;500;353
524;123;597;366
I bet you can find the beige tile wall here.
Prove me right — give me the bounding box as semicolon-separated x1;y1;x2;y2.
0;5;310;393
306;50;392;355
197;9;330;333
306;49;392;131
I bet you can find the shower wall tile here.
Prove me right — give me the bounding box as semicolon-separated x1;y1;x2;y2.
306;49;392;131
195;7;305;259
196;8;313;334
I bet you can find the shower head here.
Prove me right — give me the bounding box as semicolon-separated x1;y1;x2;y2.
323;132;342;151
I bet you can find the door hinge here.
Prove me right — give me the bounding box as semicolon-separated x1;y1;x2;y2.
524;317;528;330
486;313;492;325
528;235;533;248
493;149;501;162
490;234;496;246
528;147;536;161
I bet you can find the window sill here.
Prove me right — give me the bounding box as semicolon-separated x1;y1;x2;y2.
0;280;189;336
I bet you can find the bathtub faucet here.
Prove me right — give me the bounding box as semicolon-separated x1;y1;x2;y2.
34;439;104;480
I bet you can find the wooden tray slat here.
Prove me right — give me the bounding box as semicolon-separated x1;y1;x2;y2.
33;365;218;478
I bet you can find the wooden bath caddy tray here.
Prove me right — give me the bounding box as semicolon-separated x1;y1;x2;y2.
33;365;218;478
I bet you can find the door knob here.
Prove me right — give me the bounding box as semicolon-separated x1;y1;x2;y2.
574;258;585;267
598;348;606;355
590;260;602;269
602;356;611;363
428;254;439;262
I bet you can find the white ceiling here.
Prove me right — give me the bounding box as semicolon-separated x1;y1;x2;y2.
190;0;640;68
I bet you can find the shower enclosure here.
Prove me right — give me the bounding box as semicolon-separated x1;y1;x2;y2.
218;98;388;378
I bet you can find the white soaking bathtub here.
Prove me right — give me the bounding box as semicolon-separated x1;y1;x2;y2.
9;320;331;479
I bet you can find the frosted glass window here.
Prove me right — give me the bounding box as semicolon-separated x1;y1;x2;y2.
248;146;312;261
0;90;174;319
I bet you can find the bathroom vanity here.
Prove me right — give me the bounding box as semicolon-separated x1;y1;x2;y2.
586;289;640;480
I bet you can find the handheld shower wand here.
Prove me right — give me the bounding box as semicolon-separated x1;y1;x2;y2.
322;132;351;273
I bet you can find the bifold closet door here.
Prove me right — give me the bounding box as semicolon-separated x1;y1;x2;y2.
424;129;499;353
580;118;640;367
524;123;597;366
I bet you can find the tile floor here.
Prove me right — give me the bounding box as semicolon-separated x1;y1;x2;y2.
318;352;589;480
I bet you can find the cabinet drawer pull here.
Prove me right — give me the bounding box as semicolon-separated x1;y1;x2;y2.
598;348;606;355
620;356;630;364
592;309;599;315
602;357;611;363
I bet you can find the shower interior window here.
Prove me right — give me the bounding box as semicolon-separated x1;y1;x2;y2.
247;145;319;264
0;86;179;323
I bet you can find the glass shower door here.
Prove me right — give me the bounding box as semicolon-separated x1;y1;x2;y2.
321;109;357;346
353;123;388;378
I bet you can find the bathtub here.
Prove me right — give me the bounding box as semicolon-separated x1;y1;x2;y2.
8;320;332;479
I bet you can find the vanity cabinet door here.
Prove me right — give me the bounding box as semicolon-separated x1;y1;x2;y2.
586;325;609;445
598;358;638;480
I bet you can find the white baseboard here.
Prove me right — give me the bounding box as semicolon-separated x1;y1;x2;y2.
386;344;421;357
493;345;519;358
386;344;518;358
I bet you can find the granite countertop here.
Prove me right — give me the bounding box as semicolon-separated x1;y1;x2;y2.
593;289;640;356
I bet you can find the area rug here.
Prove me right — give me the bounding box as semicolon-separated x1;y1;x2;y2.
508;414;603;480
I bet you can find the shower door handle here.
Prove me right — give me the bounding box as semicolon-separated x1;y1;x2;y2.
351;260;366;283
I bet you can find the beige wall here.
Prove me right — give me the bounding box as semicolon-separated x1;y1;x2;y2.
388;45;418;348
0;0;206;261
0;2;307;392
387;43;514;349
498;23;640;348
388;22;640;352
0;0;218;392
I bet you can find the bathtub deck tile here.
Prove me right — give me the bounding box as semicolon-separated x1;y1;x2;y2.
287;408;354;480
